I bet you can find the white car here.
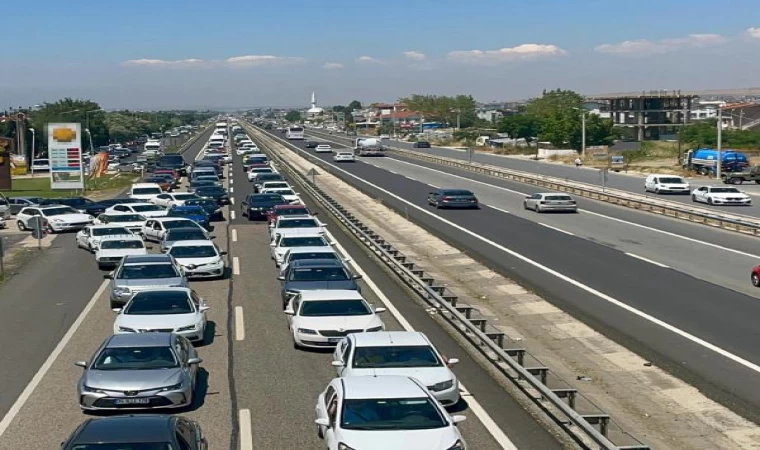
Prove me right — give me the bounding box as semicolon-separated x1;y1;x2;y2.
691;186;752;205
247;167;276;182
644;174;690;195
16;205;93;233
113;287;209;343
315;144;332;153
333;151;355;162
269;215;324;239
94;212;147;234
270;231;330;266
260;187;301;204
141;217;204;242
523;193;578;213
77;224;134;251
152;193;199;208
106;202;168;218
166;240;226;279
95;234;148;270
127;183;164;201
285;290;385;348
260;181;290;191
332;332;461;406
315;375;466;450
279;246;347;276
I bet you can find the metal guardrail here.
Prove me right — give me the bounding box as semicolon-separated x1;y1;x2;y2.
307;130;760;237
246;122;652;450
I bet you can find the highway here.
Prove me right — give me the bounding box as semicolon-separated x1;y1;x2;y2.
0;125;564;450
254;126;760;421
306;129;760;218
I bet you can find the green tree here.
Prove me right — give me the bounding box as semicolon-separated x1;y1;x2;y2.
347;100;362;111
398;94;476;127
497;114;541;145
28;98;109;151
284;110;302;122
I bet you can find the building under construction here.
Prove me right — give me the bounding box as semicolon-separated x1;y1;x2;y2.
591;90;697;141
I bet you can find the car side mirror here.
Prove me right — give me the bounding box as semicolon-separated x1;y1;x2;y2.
199;305;210;312
74;361;88;368
452;415;467;424
374;307;387;313
284;308;295;315
188;357;203;365
277;275;285;281
269;242;276;247
219;251;228;256
352;274;363;280
314;418;330;428
447;358;460;365
145;245;153;250
525;196;531;199
331;360;345;367
112;308;122;313
103;274;113;279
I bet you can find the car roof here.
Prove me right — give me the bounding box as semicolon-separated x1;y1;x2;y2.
290;258;342;268
89;224;130;229
535;192;572;196
131;183;161;188
341;376;426;399
155;217;194;223
278;229;325;237
286;246;336;255
166;227;207;233
106;332;173;348
277;215;315;221
73;415;175;444
350;331;430;347
120;202;159;207
300;290;364;301
123;254;174;263
100;234;142;241
169;240;215;247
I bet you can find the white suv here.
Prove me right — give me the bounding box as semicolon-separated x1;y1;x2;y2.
644;174;690;195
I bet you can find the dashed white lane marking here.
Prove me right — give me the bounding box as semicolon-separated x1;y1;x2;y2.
233;256;240;275
230;197;235;205
231;210;236;220
538;223;575;236
625;252;670;268
235;307;245;341
232;229;238;242
230;178;234;185
239;409;253;450
404;175;418;182
229;187;234;193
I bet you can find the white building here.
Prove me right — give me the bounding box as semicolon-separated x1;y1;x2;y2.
306;92;324;117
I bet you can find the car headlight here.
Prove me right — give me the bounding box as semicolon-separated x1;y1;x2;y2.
338;444;357;450
285;290;299;298
158;381;183;392
50;218;63;223
82;385;104;393
88;215;95;220
177;324;197;332
365;326;383;332
446;440;466;450
117;326;136;333
431;379;455;392
297;328;317;335
114;287;131;295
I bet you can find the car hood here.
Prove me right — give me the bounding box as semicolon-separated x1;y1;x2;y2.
710;192;749;198
284;280;358;291
47;213;92;222
659;183;689;188
83;368;184;391
108;220;146;227
338;427;461;450
97;249;147;258
346;367;453;387
116;313;202;330
174;256;221;267
296;314;381;331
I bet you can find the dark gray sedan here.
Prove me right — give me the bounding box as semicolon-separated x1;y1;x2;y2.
75;333;201;411
427;189;479;209
62;415;208;450
278;259;362;308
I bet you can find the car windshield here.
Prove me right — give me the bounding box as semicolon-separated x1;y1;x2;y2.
341;397;446;430
659;177;685;184
69;444;174;450
545;195;573;201
92;227;130;236
278;219;318;228
185;200;215;208
43;206;79;216
353;345;442;368
110;214;145;222
164;220;196;229
196;187;225;195
280;236;327;247
196;176;219;182
48;198;91;206
275;207;308;216
92;346;179;370
133;204;163;212
125;292;194;315
101;240;144;249
441;190;473;196
169;245;217;258
264;182;289;189
300;299;370;316
256;175;283;182
118;263;179;279
166;230;207;241
289;267;349;281
250;195;285;204
251;168;273;173
169;208;206;218
133;188;162;195
269;189;295;196
289;252;337;264
711;187;740;193
174;194;197;200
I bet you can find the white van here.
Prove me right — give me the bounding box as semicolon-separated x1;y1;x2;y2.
209;134;226;147
127;183;164;201
143;140;162;157
644;174;690;195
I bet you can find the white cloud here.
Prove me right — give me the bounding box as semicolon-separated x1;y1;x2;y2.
356;56;381;64
226;55;305;66
595;34;727;55
403;51;426;61
747;27;760;40
322;62;344;70
446;43;567;65
121;59;205;67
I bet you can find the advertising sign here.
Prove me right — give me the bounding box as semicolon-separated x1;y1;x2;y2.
47;123;84;189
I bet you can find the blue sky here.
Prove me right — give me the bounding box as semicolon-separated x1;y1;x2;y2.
3;0;760;109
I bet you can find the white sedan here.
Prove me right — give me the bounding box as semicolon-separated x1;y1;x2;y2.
152;193;199;208
247;167;276;182
76;224;133;252
93;213;147;234
315;144;332;153
166;240;226;279
260;187;301;204
315;375;466;450
333;151;355;162
691;186;752;205
16;205;93;233
285;290;385;349
106;202;168;218
113;287;209;343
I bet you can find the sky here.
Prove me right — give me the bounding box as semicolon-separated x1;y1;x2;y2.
3;0;760;110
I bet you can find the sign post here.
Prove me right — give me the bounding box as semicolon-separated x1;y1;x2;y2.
600;168;609;192
307;167;319;185
47;123;85;190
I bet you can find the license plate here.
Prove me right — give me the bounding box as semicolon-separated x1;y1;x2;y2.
114;398;150;405
327;338;342;343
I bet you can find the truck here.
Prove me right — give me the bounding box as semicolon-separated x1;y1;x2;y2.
722;165;760;184
683;148;749;175
354;138;385;156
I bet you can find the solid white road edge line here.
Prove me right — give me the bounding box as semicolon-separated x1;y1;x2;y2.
324;229;519;450
235;306;245;341
625;253;670;268
239;409;253;450
232;229;238;242
0;280;109;438
368;154;760;259
282;135;760;375
538;223;575;236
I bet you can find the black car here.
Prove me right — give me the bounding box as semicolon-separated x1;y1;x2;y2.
184;198;223;220
413;141;431;148
192;161;223;178
194;186;230;205
305;140;319;148
279;259;361;308
427;189;479;209
158;154;188;175
39;197;107;215
241;193;288;220
62;415;207;450
188;180;221;192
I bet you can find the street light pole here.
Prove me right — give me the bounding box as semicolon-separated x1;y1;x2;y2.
29;128;36;177
581;111;586;158
716;108;723;179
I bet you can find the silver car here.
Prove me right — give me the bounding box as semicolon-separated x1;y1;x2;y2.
105;254;188;309
523;192;578;213
75;332;201;411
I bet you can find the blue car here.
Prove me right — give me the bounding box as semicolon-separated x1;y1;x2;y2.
167;205;211;230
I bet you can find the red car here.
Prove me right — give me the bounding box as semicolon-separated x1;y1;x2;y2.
752;266;760;287
265;204;311;225
154;169;180;182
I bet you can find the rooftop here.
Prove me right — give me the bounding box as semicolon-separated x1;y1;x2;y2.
106;332;173;348
73;415;175;445
341;375;426;399
351;331;430;347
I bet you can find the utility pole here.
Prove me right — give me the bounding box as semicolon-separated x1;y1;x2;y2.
581;111;586;158
716;107;723;180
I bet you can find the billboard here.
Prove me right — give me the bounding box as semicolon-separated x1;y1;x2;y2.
47;123;84;190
